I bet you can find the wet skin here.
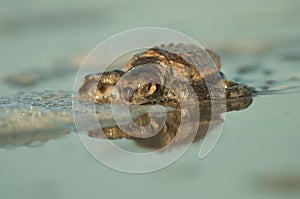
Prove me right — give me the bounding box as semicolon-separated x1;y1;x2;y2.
78;44;254;147
79;44;254;112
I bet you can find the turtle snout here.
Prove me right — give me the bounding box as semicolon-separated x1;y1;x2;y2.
122;87;135;102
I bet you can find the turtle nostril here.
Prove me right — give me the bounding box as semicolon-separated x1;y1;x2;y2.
122;87;135;102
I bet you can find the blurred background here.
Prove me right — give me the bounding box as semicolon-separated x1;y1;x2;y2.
0;0;300;198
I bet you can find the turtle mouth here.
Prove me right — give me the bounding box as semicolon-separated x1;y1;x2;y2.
121;87;135;102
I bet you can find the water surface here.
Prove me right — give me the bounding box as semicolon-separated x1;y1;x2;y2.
0;0;300;198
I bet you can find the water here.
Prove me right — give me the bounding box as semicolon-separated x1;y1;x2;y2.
0;0;300;198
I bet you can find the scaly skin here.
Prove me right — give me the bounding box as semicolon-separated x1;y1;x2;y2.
79;44;253;112
78;44;254;148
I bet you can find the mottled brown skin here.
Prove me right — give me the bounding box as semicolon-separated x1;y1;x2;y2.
79;43;253;111
79;44;254;147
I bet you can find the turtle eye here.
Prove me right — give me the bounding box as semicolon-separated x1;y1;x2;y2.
147;83;157;95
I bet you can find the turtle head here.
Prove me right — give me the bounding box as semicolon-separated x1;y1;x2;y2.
124;82;159;105
117;64;164;105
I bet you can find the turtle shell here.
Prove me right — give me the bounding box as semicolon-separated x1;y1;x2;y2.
123;43;222;84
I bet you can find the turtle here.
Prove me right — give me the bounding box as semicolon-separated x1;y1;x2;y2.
77;43;255;148
79;43;254;112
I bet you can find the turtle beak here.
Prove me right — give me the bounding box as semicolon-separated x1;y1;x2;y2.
122;87;135;102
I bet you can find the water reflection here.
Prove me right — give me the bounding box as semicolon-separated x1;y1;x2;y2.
0;89;252;149
88;93;252;150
